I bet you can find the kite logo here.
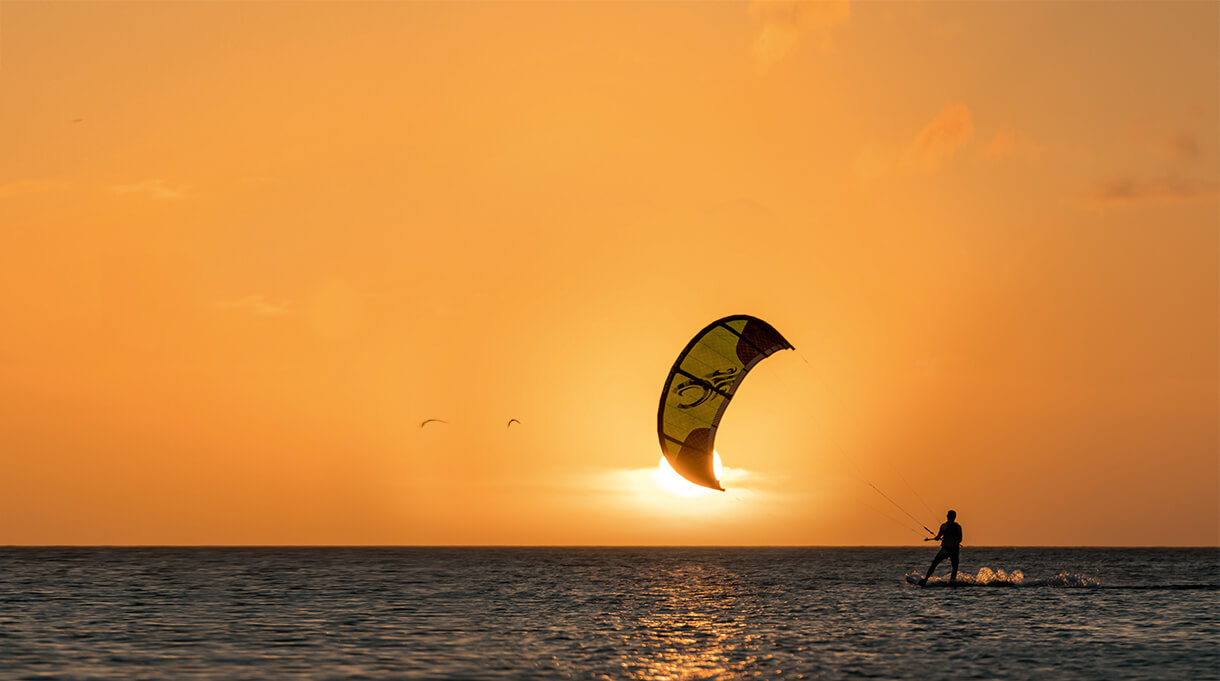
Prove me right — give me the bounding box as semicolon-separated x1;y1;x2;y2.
674;368;738;408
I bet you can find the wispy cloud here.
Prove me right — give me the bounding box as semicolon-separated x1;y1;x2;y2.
604;456;772;494
1129;125;1204;163
214;295;290;317
1161;132;1201;161
570;461;779;519
983;127;1017;161
855;102;975;179
1087;177;1219;205
112;179;188;201
1084;121;1217;206
0;180;72;200
981;126;1045;164
902;102;974;171
750;0;850;74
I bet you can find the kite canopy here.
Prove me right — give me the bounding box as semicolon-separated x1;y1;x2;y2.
657;315;794;491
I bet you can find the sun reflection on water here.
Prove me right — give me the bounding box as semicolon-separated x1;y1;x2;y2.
608;560;762;680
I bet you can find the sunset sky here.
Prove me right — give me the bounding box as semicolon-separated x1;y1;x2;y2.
1;1;1216;546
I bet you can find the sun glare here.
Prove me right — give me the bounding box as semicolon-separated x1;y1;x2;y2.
652;452;724;497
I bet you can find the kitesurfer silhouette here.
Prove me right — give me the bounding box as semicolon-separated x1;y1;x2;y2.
920;510;962;586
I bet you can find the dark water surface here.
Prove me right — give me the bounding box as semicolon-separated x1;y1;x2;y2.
1;547;1216;680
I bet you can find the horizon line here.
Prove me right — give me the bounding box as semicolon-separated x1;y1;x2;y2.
4;544;1218;549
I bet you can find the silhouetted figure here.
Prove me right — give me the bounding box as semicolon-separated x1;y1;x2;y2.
920;510;963;586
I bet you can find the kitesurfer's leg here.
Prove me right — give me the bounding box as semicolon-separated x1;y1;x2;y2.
949;549;959;585
920;552;943;586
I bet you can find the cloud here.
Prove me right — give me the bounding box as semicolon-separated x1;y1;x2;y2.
569;461;781;521
1129;125;1204;163
214;295;290;317
1087;177;1219;205
903;102;974;171
981;127;1045;164
0;180;72;200
750;0;851;74
1079;119;1217;207
855;102;975;179
569;453;770;496
983;128;1018;161
1164;132;1202;161
111;179;188;201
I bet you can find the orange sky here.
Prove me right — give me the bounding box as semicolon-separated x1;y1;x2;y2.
1;1;1216;546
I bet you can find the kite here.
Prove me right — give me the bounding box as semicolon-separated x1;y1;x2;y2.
656;315;793;491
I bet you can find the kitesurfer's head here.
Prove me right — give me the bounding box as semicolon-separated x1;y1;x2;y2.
946;510;956;521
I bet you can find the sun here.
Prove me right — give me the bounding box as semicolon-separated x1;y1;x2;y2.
652;451;724;497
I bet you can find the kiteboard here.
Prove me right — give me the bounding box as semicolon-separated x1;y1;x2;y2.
907;575;963;587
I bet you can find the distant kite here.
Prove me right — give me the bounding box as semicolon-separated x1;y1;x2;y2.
507;419;521;428
420;419;448;428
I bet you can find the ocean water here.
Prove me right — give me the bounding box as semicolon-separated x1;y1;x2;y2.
1;548;1216;680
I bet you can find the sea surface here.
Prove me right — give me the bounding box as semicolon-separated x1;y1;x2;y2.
1;547;1216;680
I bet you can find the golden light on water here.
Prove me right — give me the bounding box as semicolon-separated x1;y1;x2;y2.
652;452;724;498
610;560;749;680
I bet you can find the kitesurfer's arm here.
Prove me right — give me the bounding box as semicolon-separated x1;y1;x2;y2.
928;522;946;542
